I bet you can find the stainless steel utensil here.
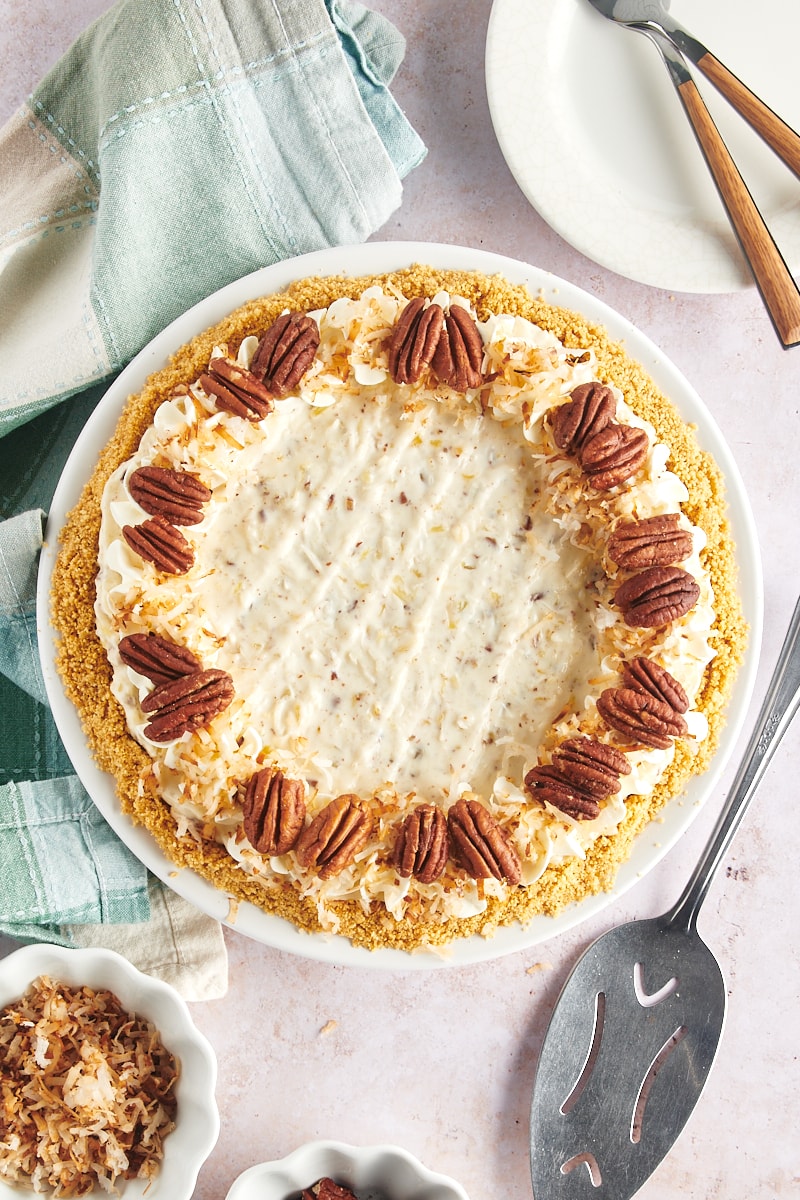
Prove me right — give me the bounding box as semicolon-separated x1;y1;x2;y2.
586;0;800;348
591;0;800;173
530;594;800;1199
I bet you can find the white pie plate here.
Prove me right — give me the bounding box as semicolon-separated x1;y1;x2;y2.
486;0;800;292
36;241;763;969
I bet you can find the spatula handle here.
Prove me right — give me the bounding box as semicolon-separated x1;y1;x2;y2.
665;596;800;933
674;74;800;348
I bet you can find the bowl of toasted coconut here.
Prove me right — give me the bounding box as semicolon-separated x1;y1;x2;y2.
0;943;218;1198
225;1140;471;1200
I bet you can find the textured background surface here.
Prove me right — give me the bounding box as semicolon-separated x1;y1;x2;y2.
2;2;799;1197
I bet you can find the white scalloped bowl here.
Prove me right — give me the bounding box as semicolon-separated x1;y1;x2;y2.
225;1141;471;1200
0;943;219;1199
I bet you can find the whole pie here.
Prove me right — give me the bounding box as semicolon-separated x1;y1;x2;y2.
51;266;746;953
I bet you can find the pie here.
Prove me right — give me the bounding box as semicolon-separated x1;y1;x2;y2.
51;266;746;953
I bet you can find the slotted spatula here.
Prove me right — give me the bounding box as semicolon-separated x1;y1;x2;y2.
530;594;800;1199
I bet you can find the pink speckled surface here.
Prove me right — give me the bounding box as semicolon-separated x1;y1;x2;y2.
2;2;799;1198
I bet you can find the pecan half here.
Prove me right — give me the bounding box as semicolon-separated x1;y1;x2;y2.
388;296;445;384
615;565;700;628
525;736;631;820
199;357;274;421
317;1183;357;1200
300;1181;357;1200
122;515;194;574
555;736;631;795
250;311;320;396
607;513;693;569
596;686;687;750
118;632;201;685
447;798;521;884
551;382;616;454
524;770;601;820
556;734;633;782
128;465;212;525
141;668;234;742
431;305;484;390
579;422;649;489
240;766;305;856
622;656;689;715
294;794;373;879
392;804;449;883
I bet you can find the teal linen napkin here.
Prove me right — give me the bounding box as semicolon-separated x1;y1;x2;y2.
0;0;424;949
0;778;149;940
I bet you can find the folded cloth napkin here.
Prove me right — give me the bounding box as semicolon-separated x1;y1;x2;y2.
0;441;230;998
1;0;424;427
0;0;424;991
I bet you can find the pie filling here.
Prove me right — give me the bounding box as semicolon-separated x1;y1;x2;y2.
94;287;716;930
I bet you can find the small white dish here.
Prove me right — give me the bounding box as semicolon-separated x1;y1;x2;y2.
486;0;800;292
225;1140;471;1200
0;943;219;1199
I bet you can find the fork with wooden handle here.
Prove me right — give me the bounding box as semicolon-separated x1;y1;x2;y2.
648;31;800;347
586;0;800;348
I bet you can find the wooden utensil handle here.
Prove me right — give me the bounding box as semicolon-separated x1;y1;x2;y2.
696;52;800;179
677;77;800;349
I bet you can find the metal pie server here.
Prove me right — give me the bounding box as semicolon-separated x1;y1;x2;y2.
586;0;800;348
529;594;800;1199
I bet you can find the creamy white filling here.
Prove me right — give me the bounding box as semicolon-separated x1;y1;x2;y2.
94;289;717;927
187;390;601;798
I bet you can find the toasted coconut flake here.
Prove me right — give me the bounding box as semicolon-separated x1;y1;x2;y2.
0;976;178;1196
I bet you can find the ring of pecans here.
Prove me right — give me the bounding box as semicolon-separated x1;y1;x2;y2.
113;296;706;888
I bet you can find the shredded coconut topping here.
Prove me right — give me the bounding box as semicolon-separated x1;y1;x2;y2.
0;976;178;1196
